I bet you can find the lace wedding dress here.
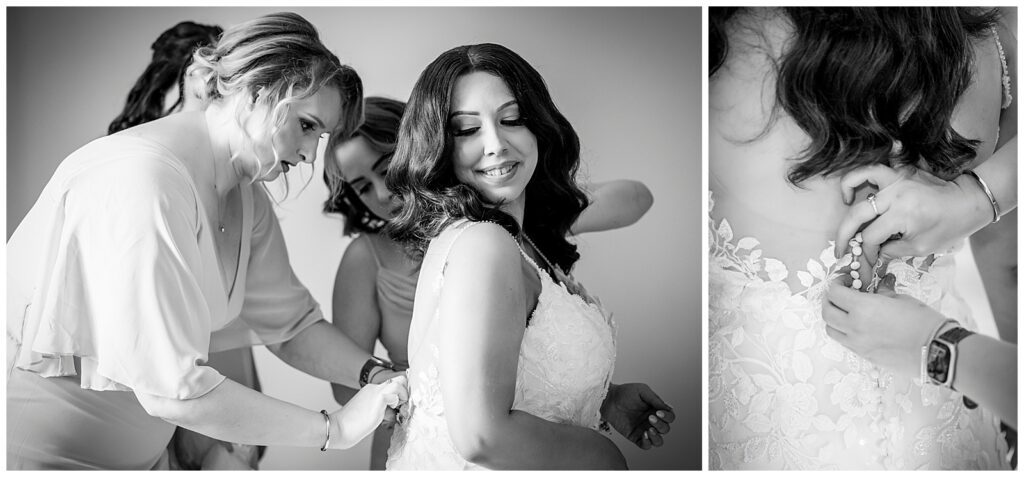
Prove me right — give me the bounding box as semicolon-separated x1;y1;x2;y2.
386;220;617;470
708;194;1010;470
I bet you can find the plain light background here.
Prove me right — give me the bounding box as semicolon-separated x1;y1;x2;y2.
6;7;701;470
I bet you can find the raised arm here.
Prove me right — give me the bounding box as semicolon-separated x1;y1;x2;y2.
571;180;653;235
329;235;383;405
438;224;626;470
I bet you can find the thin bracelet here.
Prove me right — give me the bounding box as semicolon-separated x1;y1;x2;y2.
962;169;1001;223
367;366;387;386
921;318;958;384
319;409;331;451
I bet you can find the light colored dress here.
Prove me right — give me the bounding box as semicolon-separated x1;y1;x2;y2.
707;194;1010;470
364;232;417;370
385;219;617;470
7;134;323;469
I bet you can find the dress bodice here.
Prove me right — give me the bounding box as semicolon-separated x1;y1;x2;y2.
707;194;1009;470
386;220;616;470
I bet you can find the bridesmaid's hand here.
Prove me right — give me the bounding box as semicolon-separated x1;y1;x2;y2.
833;164;990;266
329;375;409;449
600;383;674;449
822;274;949;379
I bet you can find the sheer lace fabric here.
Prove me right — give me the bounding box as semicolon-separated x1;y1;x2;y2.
708;194;1009;470
386;220;616;470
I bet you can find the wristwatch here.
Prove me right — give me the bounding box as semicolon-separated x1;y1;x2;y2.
359;356;394;388
926;327;974;389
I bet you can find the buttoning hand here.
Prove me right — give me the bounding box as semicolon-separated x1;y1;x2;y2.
833;164;990;266
329;374;409;449
822;273;948;379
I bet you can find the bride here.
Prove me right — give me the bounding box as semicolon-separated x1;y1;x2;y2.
708;7;1013;470
381;43;674;470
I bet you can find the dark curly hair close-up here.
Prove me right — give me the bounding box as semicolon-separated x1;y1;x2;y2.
107;21;222;134
710;7;1001;185
384;43;589;275
323;96;406;236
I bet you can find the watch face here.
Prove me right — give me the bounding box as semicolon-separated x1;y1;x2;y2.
927;342;951;383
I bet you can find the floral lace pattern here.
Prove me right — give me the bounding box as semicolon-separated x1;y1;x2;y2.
708;193;1009;470
387;220;616;470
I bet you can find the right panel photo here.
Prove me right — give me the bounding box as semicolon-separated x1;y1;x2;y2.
708;7;1017;470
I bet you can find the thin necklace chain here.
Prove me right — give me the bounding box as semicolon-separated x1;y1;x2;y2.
206;115;228;233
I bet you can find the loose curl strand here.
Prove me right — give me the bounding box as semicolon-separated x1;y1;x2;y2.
188;12;364;194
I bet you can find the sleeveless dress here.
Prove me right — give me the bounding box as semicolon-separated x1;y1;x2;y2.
363;233;417;370
385;220;617;470
707;194;1011;470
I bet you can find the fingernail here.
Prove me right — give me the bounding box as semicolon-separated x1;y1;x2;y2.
656;411;665;419
649;415;658;424
882;273;896;288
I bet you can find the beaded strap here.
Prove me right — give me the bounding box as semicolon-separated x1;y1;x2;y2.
991;26;1013;110
521;233;557;275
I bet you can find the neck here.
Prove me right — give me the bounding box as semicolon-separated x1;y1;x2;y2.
501;196;527;228
203;103;245;200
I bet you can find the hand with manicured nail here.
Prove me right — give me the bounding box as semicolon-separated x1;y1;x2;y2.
832;164;995;267
599;383;675;450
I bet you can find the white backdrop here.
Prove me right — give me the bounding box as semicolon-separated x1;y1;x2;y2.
6;7;701;470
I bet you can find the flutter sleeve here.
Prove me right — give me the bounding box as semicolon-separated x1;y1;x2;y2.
223;186;323;348
8;146;224;400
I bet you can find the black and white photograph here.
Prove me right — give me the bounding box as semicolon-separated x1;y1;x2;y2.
708;6;1017;470
6;6;699;470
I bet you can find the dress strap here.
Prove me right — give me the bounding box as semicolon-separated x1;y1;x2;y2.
991;26;1013;110
440;219;533;268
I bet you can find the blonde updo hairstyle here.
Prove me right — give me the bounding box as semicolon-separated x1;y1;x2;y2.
188;12;363;181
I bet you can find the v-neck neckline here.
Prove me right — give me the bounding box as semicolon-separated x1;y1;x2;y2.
123;135;252;313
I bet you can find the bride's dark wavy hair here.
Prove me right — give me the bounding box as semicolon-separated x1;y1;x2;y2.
385;43;587;274
710;7;1000;184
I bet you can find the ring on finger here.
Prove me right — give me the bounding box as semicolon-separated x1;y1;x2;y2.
866;192;879;216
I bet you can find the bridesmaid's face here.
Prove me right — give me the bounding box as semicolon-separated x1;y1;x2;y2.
245;86;342;182
333;136;397;220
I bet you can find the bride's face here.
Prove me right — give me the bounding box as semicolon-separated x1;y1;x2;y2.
448;72;538;215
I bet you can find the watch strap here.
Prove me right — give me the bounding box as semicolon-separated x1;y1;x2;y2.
359;356;394;388
937;326;974;345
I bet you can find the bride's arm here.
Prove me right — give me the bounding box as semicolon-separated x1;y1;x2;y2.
437;223;627;470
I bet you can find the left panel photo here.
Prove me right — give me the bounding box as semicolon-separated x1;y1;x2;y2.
6;7;702;470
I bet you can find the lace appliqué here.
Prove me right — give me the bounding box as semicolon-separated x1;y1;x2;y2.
708;193;1008;470
386;220;616;470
